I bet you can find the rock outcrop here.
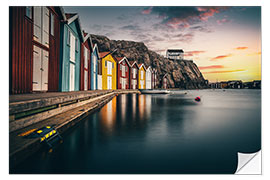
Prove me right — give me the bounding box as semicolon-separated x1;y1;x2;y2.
91;34;207;89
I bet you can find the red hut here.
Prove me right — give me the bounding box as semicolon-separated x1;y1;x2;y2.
129;61;139;89
10;6;65;94
80;31;93;91
115;57;131;89
162;73;169;89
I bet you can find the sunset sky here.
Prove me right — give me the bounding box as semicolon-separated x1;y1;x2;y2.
64;6;261;82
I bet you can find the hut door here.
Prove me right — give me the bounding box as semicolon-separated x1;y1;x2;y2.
133;80;136;89
140;80;144;89
41;50;49;90
122;78;126;89
93;73;96;89
69;32;76;91
107;76;112;89
70;63;75;91
32;45;49;91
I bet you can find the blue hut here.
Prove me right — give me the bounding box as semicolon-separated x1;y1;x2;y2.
91;43;99;90
59;13;84;91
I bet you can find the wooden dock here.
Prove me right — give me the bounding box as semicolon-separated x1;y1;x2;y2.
9;89;140;168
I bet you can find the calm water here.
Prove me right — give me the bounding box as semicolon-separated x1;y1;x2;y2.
11;89;261;174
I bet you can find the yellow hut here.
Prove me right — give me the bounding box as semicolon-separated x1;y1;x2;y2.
138;63;146;89
100;52;117;90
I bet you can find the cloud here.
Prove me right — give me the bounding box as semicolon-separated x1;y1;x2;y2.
217;18;231;25
145;7;229;29
199;65;225;70
234;46;248;50
120;24;142;31
152;35;165;41
203;69;245;74
185;50;206;56
171;33;195;42
189;25;213;33
211;54;232;61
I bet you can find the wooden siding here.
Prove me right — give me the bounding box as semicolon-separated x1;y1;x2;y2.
10;7;62;94
59;23;81;92
129;65;138;89
138;66;146;89
10;7;33;94
117;60;130;89
145;68;152;89
48;7;61;92
91;48;99;90
101;54;117;90
80;37;92;91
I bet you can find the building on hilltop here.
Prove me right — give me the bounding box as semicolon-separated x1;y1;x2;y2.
166;49;184;60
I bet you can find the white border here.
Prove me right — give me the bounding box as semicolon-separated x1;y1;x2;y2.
2;0;269;180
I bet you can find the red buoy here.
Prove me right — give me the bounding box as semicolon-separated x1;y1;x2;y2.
195;96;201;102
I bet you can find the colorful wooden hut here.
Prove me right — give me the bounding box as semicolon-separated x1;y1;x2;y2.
59;13;84;92
162;73;168;89
115;57;131;89
91;43;99;90
10;6;65;94
138;63;146;89
80;31;92;91
145;66;152;89
100;51;117;90
152;68;157;89
129;61;139;89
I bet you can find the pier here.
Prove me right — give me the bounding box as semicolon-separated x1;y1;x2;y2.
9;89;140;168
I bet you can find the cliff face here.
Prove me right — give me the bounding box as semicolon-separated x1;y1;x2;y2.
91;34;207;89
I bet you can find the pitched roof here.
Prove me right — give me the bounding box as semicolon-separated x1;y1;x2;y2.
83;31;88;37
65;13;77;20
63;13;84;42
114;57;124;62
129;61;139;68
99;52;111;58
138;63;146;70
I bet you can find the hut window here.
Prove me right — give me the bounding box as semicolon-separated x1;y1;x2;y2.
69;32;76;63
67;30;70;46
105;60;107;67
107;61;112;75
42;7;49;47
133;68;135;78
33;7;49;47
26;7;32;19
93;55;96;73
122;65;125;77
84;47;88;69
75;38;78;52
50;13;54;36
141;70;144;79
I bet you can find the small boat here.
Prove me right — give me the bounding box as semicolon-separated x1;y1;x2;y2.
139;89;170;94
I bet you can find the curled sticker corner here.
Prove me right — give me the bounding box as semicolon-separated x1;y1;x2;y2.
235;150;261;174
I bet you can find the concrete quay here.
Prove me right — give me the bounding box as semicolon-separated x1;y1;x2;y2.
9;89;140;169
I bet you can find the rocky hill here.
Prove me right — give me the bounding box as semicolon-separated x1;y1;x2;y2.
91;34;207;89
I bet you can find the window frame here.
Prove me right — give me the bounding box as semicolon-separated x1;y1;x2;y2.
26;6;32;19
50;12;54;36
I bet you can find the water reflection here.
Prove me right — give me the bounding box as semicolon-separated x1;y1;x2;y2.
99;97;117;135
138;95;146;119
132;94;136;119
11;90;261;174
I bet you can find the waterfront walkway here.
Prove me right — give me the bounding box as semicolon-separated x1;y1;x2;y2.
9;89;140;168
